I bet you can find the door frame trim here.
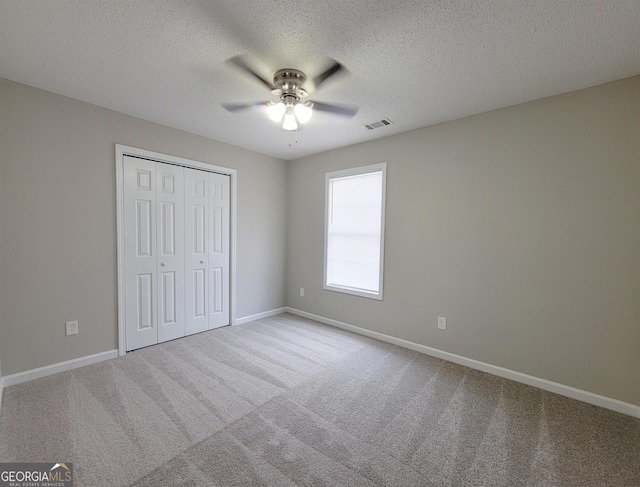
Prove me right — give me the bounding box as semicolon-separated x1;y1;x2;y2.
115;144;237;357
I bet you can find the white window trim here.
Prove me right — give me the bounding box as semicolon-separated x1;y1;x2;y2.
324;162;387;300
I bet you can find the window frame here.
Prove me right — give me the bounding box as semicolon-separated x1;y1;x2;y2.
323;162;387;300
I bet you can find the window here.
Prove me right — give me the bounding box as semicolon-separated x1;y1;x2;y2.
324;163;386;300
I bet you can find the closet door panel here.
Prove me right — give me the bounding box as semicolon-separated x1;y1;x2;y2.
124;156;158;351
156;163;185;343
208;173;230;329
185;168;210;335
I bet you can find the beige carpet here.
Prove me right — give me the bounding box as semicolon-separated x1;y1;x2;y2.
0;313;638;486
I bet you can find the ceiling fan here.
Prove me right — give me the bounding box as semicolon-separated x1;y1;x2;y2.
222;56;358;131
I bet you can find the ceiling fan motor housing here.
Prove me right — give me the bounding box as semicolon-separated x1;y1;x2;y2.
271;69;309;104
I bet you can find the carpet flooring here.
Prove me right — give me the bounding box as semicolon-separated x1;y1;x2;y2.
0;313;638;486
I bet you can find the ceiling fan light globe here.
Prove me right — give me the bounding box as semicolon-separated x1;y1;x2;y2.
294;103;312;124
267;102;285;122
282;113;298;131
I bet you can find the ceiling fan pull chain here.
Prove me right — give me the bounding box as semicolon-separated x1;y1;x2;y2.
288;127;299;147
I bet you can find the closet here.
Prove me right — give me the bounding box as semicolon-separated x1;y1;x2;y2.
122;155;230;351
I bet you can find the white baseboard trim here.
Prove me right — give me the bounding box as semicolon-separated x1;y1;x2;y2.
0;376;4;415
235;307;287;326
285;307;640;419
2;350;119;389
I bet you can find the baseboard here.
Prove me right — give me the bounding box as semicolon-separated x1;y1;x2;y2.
0;376;4;415
235;307;287;326
285;307;640;419
2;350;119;389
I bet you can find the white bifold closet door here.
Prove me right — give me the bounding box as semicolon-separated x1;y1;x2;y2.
184;168;230;335
123;156;229;352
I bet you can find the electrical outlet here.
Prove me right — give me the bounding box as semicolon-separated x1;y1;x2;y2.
66;320;79;336
438;317;447;330
300;288;305;297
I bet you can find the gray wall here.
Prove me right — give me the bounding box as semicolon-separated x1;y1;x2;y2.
0;78;288;376
287;76;640;406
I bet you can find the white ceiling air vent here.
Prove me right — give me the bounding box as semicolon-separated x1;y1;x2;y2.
363;118;393;130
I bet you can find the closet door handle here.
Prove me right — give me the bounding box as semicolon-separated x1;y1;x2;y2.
160;262;167;267
200;260;205;264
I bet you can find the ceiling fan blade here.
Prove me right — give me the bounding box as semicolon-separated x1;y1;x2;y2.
221;101;268;113
311;101;358;118
312;60;344;90
226;55;275;91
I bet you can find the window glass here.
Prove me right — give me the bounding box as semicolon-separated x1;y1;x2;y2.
324;163;386;300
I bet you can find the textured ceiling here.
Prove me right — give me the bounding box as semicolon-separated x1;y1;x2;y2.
1;1;640;160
